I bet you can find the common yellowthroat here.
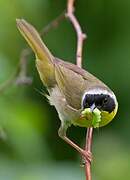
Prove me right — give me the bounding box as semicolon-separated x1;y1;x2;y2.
16;19;118;161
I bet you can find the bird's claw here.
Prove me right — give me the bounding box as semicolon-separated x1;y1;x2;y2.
81;150;92;164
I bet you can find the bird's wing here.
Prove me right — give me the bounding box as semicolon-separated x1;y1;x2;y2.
55;58;105;83
54;58;107;110
54;61;86;109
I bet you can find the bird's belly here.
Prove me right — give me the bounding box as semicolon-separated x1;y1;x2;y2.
48;86;80;124
48;86;91;128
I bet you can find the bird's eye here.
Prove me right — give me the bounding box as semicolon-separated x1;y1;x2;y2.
103;98;108;104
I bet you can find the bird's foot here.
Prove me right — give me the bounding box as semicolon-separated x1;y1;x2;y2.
81;150;92;164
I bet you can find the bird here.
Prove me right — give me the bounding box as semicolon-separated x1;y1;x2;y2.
16;19;118;162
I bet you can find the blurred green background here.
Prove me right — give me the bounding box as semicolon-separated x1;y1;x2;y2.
0;0;130;179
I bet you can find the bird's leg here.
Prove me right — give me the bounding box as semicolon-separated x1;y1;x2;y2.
58;125;92;163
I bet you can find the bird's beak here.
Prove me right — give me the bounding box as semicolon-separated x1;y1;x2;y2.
90;103;96;112
80;103;96;120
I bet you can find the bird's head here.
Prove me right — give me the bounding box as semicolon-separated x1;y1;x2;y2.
81;87;118;127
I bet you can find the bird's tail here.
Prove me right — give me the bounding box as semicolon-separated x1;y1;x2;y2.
16;19;55;87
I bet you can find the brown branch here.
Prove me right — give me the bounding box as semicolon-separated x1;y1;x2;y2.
85;128;93;180
66;0;86;67
0;11;65;93
15;49;32;85
66;1;93;180
40;11;65;36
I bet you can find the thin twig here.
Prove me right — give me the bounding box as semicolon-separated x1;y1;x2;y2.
0;11;65;93
66;1;93;180
40;11;65;36
66;0;86;67
85;128;93;180
15;49;32;85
